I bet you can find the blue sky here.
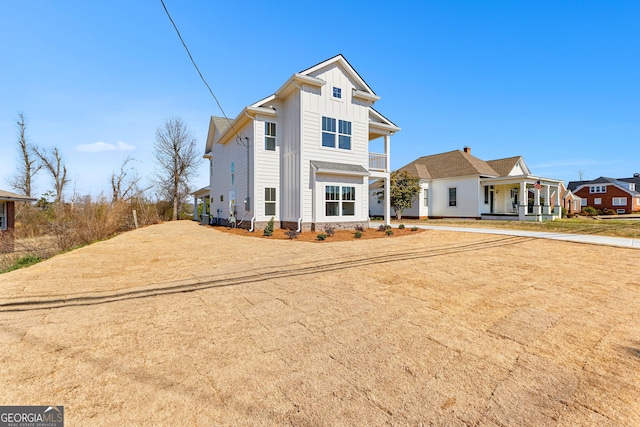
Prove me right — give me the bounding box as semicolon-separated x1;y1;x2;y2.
1;1;638;199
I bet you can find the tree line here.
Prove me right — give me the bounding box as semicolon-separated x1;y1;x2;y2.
8;113;200;220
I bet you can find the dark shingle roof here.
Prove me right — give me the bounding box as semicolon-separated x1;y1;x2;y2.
0;190;36;202
398;150;500;179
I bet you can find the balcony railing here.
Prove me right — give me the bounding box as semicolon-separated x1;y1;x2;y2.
369;152;387;171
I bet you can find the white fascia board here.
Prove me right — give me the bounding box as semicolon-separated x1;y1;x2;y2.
246;106;277;117
353;89;380;103
369;121;401;135
217;108;251;145
274;73;326;98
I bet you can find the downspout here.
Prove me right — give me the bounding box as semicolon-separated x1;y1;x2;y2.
244;112;254;231
292;80;304;232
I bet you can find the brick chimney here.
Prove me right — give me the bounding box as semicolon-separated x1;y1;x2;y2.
463;146;471;154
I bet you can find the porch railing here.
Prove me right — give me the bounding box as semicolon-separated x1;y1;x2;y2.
369;152;387;171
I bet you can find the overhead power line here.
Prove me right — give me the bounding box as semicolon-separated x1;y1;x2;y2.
159;0;244;141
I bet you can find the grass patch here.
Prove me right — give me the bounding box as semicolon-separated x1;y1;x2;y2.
1;254;42;273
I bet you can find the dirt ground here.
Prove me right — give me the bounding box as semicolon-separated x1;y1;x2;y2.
0;221;639;426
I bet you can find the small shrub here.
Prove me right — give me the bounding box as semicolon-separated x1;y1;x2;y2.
385;229;394;236
355;224;366;232
316;233;327;241
411;226;418;231
354;231;362;238
398;224;405;229
324;226;336;236
377;224;386;232
285;229;299;239
263;217;275;236
582;206;598;217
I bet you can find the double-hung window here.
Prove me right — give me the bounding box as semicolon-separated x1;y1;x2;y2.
322;117;336;148
265;188;276;215
612;197;627;206
424;189;429;207
449;188;457;207
264;122;276;151
322;116;351;150
325;185;355;216
0;202;5;230
594;198;602;205
338;120;351;149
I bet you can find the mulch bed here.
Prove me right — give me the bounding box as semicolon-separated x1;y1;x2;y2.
208;225;425;242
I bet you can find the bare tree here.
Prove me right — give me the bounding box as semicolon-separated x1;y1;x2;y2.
111;156;142;202
9;112;41;197
153;117;200;220
34;147;70;203
577;170;585;181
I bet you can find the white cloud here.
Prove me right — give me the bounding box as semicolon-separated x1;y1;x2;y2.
76;141;136;152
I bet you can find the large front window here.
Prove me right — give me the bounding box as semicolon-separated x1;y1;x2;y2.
612;197;627;206
321;116;351;150
325;185;355;217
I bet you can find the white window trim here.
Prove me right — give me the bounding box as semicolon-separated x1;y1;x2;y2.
0;202;5;230
594;198;602;205
264;122;276;151
325;185;356;217
321;116;351;150
264;188;276;216
612;197;627;206
448;187;457;207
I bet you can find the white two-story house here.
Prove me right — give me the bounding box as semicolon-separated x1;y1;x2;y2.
203;55;400;231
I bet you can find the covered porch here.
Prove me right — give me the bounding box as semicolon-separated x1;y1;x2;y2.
480;176;564;221
191;186;210;224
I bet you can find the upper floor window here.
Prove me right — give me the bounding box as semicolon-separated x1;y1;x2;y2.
590;185;606;193
449;187;457;207
630;183;636;191
333;87;342;99
264;122;276;151
321;116;351;150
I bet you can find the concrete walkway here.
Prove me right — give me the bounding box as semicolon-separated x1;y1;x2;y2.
372;222;640;249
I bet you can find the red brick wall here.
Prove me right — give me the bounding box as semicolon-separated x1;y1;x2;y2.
574;185;634;213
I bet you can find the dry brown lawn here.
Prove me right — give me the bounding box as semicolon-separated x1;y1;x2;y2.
0;221;639;426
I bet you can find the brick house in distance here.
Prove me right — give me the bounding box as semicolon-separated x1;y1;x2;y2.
0;189;37;252
567;175;640;214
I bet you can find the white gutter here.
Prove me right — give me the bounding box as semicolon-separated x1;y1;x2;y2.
249;216;256;232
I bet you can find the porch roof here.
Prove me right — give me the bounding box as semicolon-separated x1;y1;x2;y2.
0;190;37;202
480;175;563;186
311;161;369;176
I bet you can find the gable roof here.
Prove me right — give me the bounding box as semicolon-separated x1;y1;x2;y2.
568;177;640;196
300;54;376;95
486;156;523;176
0;189;37;202
399;149;500;179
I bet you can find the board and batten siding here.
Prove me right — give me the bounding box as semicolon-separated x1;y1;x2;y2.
281;90;301;222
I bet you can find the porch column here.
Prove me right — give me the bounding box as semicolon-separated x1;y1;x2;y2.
384;135;391;172
554;185;562;218
534;186;542;222
543;184;551;215
384;175;391;227
518;181;527;220
193;195;198;220
384;134;391;227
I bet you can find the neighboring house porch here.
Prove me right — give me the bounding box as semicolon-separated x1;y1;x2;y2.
0;189;37;253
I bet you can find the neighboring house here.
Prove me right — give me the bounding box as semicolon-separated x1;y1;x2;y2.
567;176;640;214
370;147;564;221
0;189;37;252
561;185;583;215
204;54;400;231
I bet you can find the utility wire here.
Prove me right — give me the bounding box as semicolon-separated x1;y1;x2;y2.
159;0;244;141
